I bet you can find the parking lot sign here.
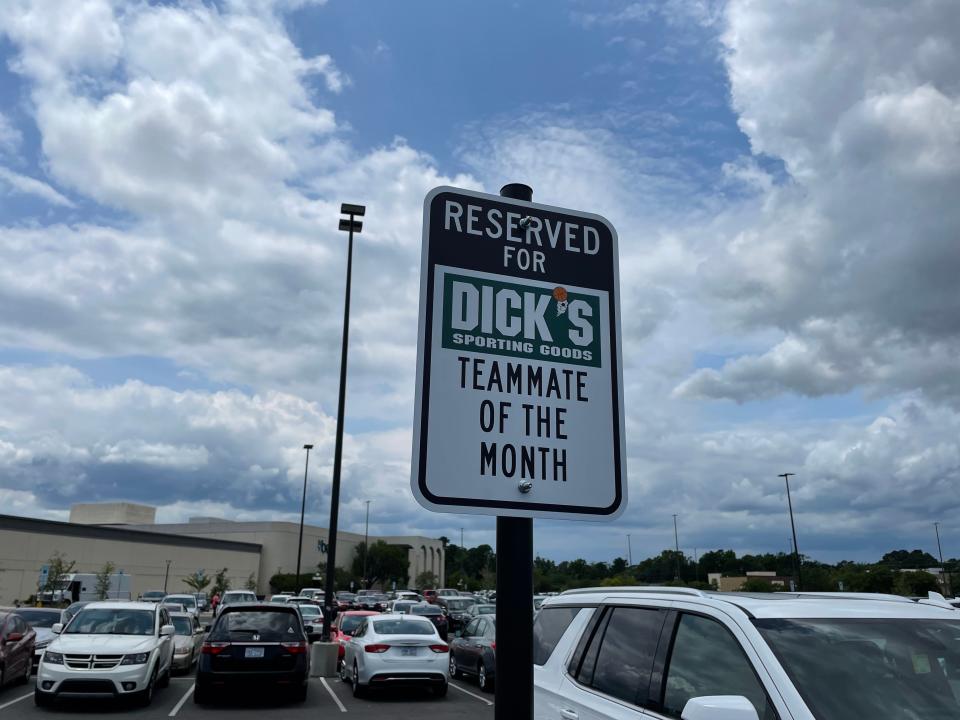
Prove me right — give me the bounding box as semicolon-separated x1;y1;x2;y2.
411;186;626;520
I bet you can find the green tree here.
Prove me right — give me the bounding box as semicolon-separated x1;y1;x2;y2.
211;568;231;597
894;571;941;596
42;552;76;603
741;578;776;592
351;541;410;589
183;571;211;594
245;573;257;592
94;561;116;600
415;570;438;589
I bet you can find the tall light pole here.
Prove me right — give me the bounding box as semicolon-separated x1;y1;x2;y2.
163;560;171;593
295;444;313;590
935;522;950;595
779;472;802;591
627;534;633;566
673;515;681;580
362;500;371;588
322;202;364;641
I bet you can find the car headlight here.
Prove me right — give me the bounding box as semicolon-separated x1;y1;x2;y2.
42;651;64;665
35;640;51;650
121;653;150;665
174;646;191;655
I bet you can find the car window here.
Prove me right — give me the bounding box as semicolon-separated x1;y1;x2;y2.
534;606;581;666
172;617;193;635
159;608;169;629
588;607;665;705
373;619;435;635
464;619;480;637
663;613;778;720
14;610;60;628
67;608;155;635
212;610;303;642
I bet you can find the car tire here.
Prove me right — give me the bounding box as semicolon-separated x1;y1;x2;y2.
449;654;460;678
34;688;50;707
193;681;208;705
137;667;157;707
434;681;448;698
478;661;492;692
292;683;308;702
338;658;347;682
17;659;31;685
158;662;171;689
351;661;365;698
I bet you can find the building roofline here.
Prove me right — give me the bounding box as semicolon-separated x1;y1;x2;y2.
0;514;262;554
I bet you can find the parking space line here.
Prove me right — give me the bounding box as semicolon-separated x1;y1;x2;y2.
168;683;194;717
449;681;494;706
0;692;33;712
320;678;347;712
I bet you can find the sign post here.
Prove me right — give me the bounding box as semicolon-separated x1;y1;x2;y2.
412;183;625;719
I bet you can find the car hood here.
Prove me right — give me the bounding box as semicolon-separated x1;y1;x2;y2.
34;628;55;645
50;634;158;654
173;636;194;651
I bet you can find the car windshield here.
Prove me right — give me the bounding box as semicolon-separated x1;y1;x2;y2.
337;593;356;600
298;605;321;617
172;617;193;635
412;604;442;616
756;618;960;720
63;603;88;622
223;593;255;603
475;604;496;615
212;611;302;642
446;599;474;611
167;596;196;608
67;608;155;636
15;609;60;628
339;615;366;634
373;619;435;635
142;592;165;600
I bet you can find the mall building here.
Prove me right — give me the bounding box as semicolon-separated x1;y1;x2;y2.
0;503;445;605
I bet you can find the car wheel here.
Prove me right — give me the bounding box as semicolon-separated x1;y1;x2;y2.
338;658;347;682
138;667;157;707
34;688;50;707
351;661;365;698
193;681;208;705
292;683;308;702
17;659;31;685
158;662;171;688
433;681;448;698
478;661;492;692
449;654;459;678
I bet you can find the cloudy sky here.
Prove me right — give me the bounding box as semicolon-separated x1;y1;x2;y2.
1;0;958;565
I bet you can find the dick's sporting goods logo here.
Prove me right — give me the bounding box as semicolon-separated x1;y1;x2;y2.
441;273;601;368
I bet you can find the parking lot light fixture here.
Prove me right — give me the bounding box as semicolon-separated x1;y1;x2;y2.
295;444;314;590
779;472;802;591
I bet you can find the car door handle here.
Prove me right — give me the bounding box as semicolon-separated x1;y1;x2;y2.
560;710;578;720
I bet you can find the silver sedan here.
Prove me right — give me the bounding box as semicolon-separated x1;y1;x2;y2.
170;612;204;672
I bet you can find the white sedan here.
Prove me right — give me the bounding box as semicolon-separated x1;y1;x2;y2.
341;613;449;698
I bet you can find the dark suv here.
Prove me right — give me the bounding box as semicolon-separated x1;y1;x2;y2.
195;604;309;704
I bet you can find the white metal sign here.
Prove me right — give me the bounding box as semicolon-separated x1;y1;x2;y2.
411;186;626;520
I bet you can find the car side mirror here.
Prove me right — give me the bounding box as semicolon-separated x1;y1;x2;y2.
160;624;175;637
51;623;63;635
681;696;760;720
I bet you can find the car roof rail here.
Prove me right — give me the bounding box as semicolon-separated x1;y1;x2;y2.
775;592;915;603
559;586;707;598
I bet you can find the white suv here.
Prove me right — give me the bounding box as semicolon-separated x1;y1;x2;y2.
534;587;960;720
35;601;175;707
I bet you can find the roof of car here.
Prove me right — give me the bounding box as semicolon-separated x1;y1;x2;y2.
84;601;159;610
549;587;960;620
340;610;378;616
370;613;436;623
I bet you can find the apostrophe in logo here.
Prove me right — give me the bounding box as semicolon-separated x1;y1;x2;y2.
553;286;568;316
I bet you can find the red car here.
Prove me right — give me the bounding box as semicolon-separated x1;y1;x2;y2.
0;610;35;688
330;611;378;666
422;589;439;604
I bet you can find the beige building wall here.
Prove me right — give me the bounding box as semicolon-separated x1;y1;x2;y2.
69;502;157;526
0;515;260;605
133;521;445;594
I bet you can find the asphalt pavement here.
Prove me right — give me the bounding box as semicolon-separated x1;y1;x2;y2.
0;673;494;719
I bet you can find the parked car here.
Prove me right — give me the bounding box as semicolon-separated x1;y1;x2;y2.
467;602;497;618
169;612;204;673
436;588;461;597
299;588;325;602
449;615;496;692
193;593;209;611
391;600;418;614
13;607;61;671
341;613;448;698
331;611;379;669
532;595;547;612
139;590;167;603
422;589;439;604
269;594;292;603
194;603;309;704
0;610;36;687
335;592;358;610
296;604;323;641
409;603;449;638
35;601;175;707
216;590;257;616
438;597;476;633
394;591;423;603
163;594;199;617
533;587;960;720
162;602;188;615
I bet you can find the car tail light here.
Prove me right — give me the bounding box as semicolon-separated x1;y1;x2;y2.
364;644;390;653
201;642;231;655
281;641;308;654
429;644;448;653
491;642;496;650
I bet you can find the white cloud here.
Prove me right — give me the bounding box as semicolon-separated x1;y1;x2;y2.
0;113;22;156
0;167;74;207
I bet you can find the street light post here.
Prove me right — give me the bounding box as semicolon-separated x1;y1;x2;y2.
295;444;313;590
362;500;371;588
935;522;950;595
322;202;365;641
673;515;681;580
779;472;802;591
627;534;633;566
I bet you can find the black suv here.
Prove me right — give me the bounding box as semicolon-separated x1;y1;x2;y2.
195;604;310;704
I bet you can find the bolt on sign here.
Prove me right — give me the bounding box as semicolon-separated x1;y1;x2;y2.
411;186;626;520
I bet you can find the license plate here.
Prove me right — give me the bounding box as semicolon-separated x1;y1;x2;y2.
244;647;265;658
400;647;418;656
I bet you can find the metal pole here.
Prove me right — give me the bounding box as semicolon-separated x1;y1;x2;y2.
163;560;171;593
935;522;950;595
627;534;633;566
495;182;534;720
322;213;357;641
673;514;681;580
363;500;371;587
295;444;313;591
779;473;802;591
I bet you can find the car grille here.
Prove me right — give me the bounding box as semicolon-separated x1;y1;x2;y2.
58;679;116;694
64;654;124;670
